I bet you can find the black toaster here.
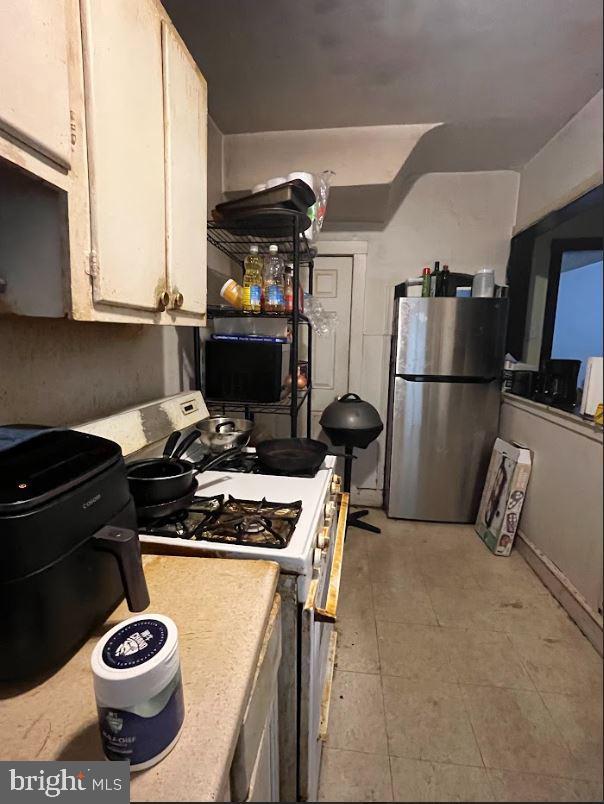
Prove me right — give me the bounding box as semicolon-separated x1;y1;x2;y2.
0;426;150;681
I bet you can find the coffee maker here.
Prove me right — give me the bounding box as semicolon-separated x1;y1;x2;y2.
534;359;580;411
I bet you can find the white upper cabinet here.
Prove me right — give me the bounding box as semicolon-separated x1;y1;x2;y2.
162;22;207;317
0;0;72;169
80;0;167;313
0;0;208;324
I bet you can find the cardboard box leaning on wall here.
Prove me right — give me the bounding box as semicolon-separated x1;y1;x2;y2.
475;438;532;557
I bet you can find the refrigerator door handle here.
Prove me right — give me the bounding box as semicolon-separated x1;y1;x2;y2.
398;374;498;383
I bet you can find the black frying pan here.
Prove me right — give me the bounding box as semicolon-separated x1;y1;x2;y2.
127;429;240;507
135;479;199;521
256;438;351;475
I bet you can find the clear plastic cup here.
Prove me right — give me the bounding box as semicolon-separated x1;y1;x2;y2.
472;269;495;298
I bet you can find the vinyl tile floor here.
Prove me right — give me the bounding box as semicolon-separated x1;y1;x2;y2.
317;510;603;803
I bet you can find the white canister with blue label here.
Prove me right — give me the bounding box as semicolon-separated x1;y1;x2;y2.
91;614;185;771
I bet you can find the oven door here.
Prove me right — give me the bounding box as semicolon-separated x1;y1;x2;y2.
299;489;349;802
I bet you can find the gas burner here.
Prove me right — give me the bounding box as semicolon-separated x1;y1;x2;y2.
139;495;224;539
238;518;266;535
199;496;302;548
138;494;302;549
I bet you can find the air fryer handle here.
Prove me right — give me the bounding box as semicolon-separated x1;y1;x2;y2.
93;525;150;612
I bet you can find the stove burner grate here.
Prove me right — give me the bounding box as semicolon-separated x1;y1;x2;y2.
139;495;224;539
139;494;302;548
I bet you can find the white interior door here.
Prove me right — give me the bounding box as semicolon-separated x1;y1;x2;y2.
310;256;353;437
162;22;207;317
81;0;166;312
0;0;71;168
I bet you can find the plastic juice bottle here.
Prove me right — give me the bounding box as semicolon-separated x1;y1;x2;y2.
242;245;263;313
283;265;294;313
263;244;285;312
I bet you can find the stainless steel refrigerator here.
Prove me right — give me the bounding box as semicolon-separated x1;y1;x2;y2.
384;296;508;522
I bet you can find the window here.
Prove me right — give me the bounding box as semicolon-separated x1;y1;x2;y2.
551;250;603;387
506;185;604;388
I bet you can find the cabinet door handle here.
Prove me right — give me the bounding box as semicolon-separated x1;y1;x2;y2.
157;291;170;311
172;292;184;309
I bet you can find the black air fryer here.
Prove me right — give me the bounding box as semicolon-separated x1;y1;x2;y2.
0;427;150;681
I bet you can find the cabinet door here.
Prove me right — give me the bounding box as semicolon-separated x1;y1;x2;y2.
247;697;280;803
0;0;71;168
81;0;166;312
162;22;207;318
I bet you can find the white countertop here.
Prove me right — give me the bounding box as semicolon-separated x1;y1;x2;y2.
501;392;603;443
0;555;279;803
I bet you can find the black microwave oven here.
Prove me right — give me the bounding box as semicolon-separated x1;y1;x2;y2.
205;339;290;403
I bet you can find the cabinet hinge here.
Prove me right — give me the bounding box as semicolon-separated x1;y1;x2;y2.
86;251;101;299
87;250;99;278
70;110;77;147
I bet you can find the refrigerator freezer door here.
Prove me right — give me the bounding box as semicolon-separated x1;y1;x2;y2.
393;298;508;378
385;377;500;521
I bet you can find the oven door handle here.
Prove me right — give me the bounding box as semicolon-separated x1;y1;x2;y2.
307;492;349;624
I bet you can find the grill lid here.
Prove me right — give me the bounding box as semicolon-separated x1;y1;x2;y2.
319;393;383;431
320;393;383;449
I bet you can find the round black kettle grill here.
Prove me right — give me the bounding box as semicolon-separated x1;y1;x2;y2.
319;393;384;534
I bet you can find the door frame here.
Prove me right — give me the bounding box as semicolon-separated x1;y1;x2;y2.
314;240;368;399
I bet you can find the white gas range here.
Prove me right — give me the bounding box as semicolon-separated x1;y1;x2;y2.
77;391;348;802
133;452;336;600
79;392;337;599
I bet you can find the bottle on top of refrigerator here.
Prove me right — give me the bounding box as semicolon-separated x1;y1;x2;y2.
421;266;431;297
429;261;440;297
242;245;263;313
263;245;285;312
436;263;450;297
283;264;294;312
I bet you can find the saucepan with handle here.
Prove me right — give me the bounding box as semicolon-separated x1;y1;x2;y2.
126;429;241;508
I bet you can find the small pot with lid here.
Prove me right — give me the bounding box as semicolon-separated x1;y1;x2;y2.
319;392;383;449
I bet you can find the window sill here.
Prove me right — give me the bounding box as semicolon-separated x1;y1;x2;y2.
501;391;603;444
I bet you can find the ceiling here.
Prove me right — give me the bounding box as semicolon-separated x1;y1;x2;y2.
163;0;602;161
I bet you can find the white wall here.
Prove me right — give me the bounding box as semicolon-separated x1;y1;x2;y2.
500;396;603;612
207;116;224;210
515;90;603;233
0;317;194;425
0;115;226;426
500;93;604;622
321;170;520;496
206;115;236;300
